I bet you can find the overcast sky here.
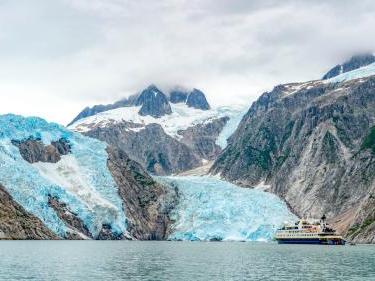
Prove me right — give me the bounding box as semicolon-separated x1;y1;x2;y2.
0;0;374;125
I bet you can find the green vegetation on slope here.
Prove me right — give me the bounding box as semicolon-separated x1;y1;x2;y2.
361;126;375;153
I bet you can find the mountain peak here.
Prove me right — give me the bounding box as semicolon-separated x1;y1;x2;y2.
186;88;210;110
322;53;375;80
135;85;172;118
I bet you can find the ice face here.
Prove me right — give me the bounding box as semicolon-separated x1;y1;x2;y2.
158;176;296;242
216;107;246;149
0;114;127;238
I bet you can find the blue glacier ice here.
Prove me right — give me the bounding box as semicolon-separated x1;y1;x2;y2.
216;107;247;149
157;176;296;241
0;114;127;238
327;62;375;83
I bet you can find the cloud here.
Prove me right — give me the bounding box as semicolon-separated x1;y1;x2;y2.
0;0;374;124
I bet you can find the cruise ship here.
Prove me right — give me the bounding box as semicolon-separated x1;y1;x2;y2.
275;215;345;245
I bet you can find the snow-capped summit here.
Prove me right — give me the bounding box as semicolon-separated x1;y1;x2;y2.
69;85;212;125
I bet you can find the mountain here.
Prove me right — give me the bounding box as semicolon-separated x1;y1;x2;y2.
322;53;375;80
0;114;178;240
69;85;245;175
68;85;211;126
211;56;375;243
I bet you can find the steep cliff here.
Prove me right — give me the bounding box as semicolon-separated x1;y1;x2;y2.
211;72;375;242
107;147;178;240
0;184;58;240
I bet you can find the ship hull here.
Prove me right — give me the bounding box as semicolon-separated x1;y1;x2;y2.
277;238;345;245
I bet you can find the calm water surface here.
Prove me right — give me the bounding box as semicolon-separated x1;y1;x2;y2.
0;241;374;281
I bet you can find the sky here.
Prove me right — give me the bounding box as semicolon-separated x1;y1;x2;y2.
0;0;374;125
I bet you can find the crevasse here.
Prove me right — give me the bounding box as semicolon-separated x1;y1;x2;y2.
0;114;127;238
158;176;296;241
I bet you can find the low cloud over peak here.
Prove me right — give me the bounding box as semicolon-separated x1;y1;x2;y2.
0;0;374;124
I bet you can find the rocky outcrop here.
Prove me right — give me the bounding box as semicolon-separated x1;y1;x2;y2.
186;89;210;110
135;85;172;117
48;196;92;240
211;76;375;243
178;117;229;160
169;90;188;103
67;96;138;126
12;137;71;163
85;122;202;175
0;184;58;240
323;53;375;79
106;146;178;240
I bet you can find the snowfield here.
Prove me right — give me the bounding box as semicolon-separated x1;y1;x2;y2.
69;103;245;147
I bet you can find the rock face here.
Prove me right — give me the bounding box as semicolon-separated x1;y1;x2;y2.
0;184;58;240
12;137;71;163
84;117;228;175
169;90;188;103
186;89;210;110
135;85;172;117
85;122;201;175
178;117;229;160
106;146;178;240
322;53;375;79
211;76;375;243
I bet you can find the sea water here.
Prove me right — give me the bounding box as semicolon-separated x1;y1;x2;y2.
0;241;374;281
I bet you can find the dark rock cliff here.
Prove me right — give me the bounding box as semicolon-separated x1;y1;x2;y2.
211;76;375;243
106;146;178;240
12;137;71;163
0;184;58;240
186;89;210;110
178;117;229;160
85;122;202;175
135;85;172;118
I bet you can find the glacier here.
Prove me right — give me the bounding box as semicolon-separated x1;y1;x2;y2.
157;176;296;241
327;62;375;83
216;106;247;149
0;114;127;238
